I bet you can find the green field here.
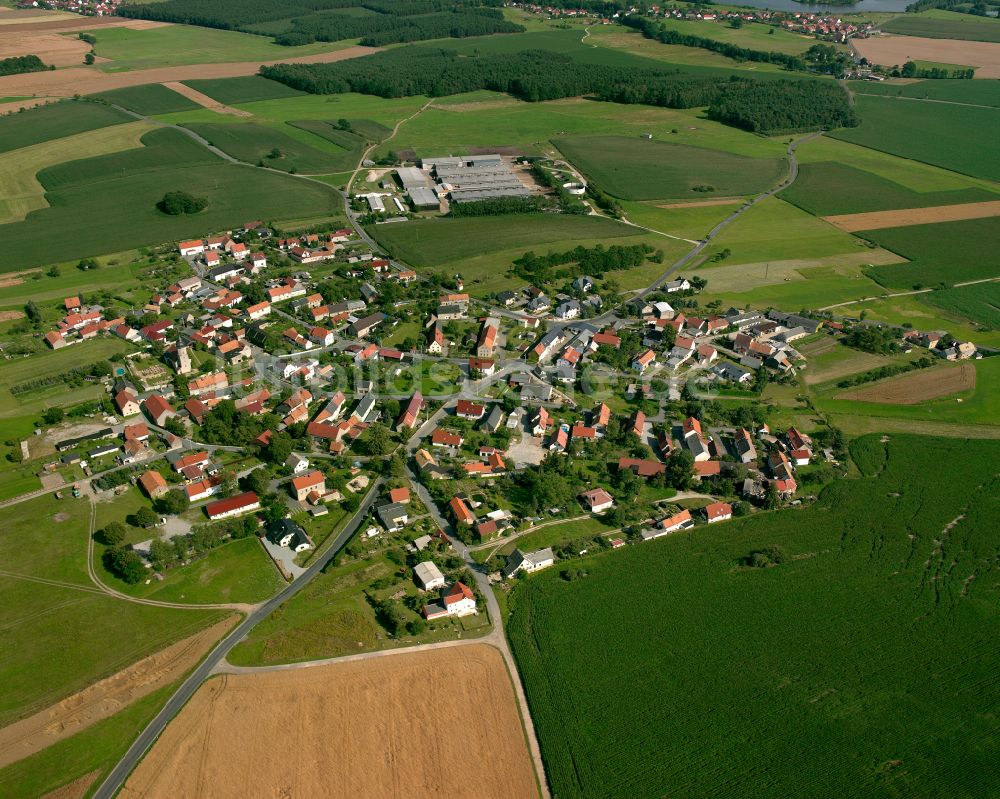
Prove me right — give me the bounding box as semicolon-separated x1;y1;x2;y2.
881;8;1000;42
183;121;353;173
831;95;1000;183
91;84;199;116
920;281;1000;330
508;434;1000;799
0;337;132;417
863;216;1000;289
83;23;356;72
0;493;225;726
658;18;833;55
0;100;130;155
370;213;645;267
794;135;997;194
699;196;870;265
780;161;1000;216
0;128;340;270
182;75;305;105
554;135;787;201
848;78;1000;108
619;199;737;241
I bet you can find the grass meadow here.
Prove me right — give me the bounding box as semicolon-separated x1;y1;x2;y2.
84;24;355;72
183;121;351;174
881;8;1000;42
508;434;1000;799
780;161;1000;217
0;493;226;727
553;135;787;201
831;95;1000;183
658;18;836;55
369;213;645;267
699;196;871;264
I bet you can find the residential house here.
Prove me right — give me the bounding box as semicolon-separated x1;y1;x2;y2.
503;547;555;579
377;502;409;532
705;501;733;524
143;395;175;427
449;496;475;526
579;487;614;513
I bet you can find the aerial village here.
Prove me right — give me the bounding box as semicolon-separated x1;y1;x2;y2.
27;152;981;634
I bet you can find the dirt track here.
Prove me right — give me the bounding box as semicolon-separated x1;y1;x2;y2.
853;35;1000;79
837;362;976;404
0;44;377;98
161;81;250;117
0;616;237;769
120;644;539;799
823;200;1000;232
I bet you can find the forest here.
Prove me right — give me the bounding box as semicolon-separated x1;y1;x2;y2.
0;55;50;77
261;47;856;133
275;8;522;46
120;0;520;47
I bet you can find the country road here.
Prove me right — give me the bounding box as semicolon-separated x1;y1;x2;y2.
89;475;385;799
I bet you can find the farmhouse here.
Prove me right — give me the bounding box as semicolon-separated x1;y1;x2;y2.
205;492;260;520
290;471;326;503
139;470;169;500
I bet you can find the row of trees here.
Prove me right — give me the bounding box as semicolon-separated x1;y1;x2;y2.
447;195;548;217
836;356;936;388
620;16;852;76
511;243;655;284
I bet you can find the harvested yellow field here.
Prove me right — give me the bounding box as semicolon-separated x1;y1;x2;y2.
853;34;1000;79
0;120;154;224
122;644;540;799
823;200;1000;232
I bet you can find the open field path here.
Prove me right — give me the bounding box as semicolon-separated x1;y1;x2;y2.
0;45;377;98
160;82;250;117
0;569;107;595
345;98;434;193
817;275;1000;311
89;475;386;799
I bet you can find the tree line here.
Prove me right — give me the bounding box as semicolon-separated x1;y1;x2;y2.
276;8;522;47
620;16;853;76
447;196;548;217
0;55;51;77
261;47;856;134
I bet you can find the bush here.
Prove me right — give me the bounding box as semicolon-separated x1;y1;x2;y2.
158;190;208;215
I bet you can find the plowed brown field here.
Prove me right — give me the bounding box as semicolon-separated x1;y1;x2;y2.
121;644;539;799
837;362;976;404
823;200;1000;232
